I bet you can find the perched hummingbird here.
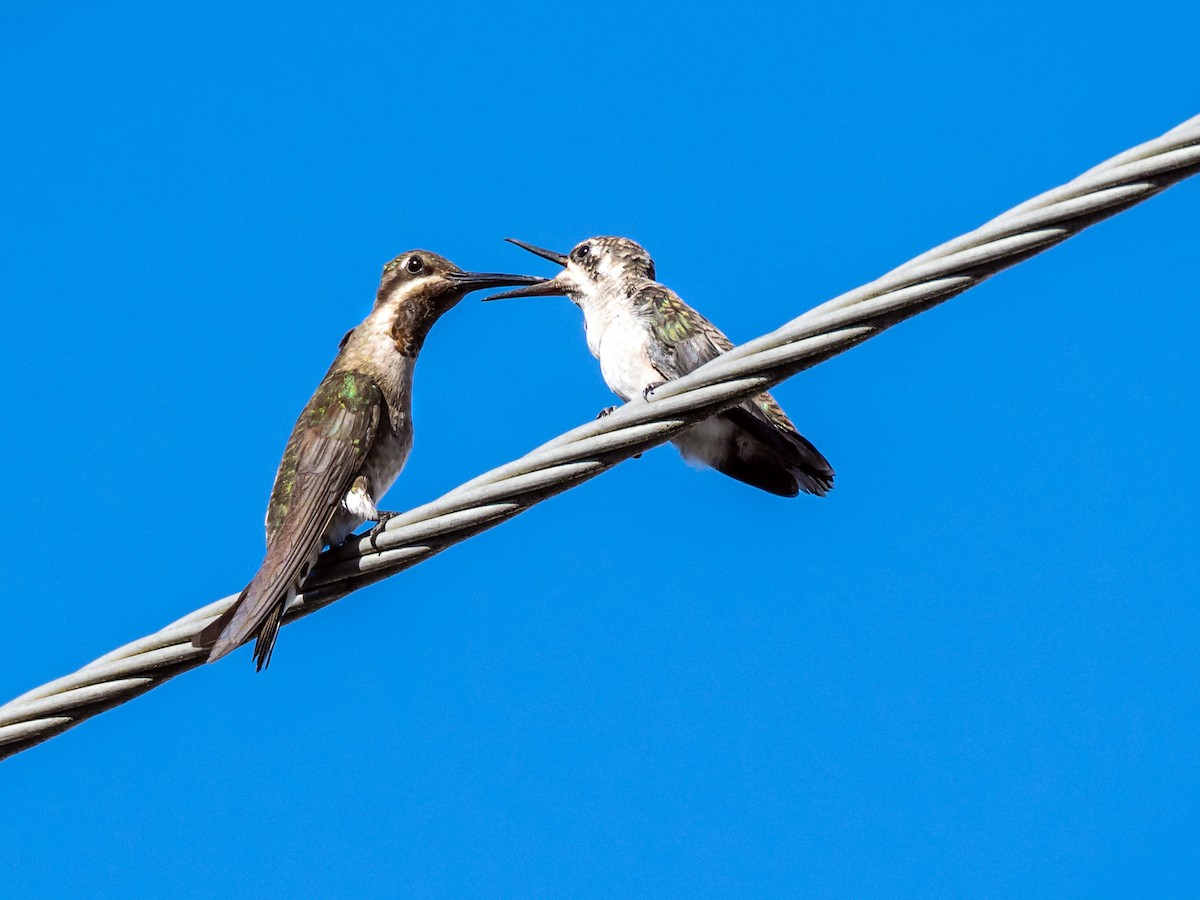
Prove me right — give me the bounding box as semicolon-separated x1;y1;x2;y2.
487;236;834;498
195;251;546;669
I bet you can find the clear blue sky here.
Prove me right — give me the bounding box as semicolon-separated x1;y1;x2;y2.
2;2;1198;896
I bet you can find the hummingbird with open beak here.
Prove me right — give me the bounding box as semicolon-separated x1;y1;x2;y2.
487;236;834;498
195;251;546;669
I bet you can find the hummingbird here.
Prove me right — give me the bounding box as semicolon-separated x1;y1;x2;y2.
195;251;546;669
486;236;834;498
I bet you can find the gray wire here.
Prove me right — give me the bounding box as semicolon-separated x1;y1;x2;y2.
2;115;1198;762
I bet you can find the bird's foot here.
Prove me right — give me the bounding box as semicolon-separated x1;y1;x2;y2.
367;511;398;551
596;405;618;419
642;381;666;401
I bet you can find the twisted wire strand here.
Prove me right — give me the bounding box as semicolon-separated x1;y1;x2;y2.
2;115;1198;762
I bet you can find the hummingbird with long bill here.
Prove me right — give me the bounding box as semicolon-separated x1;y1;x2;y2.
195;251;546;669
487;236;834;498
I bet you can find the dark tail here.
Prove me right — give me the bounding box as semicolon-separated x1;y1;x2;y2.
718;407;835;498
192;525;322;667
192;584;292;670
780;429;835;497
250;602;286;670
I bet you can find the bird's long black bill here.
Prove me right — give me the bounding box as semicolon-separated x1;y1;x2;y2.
446;271;549;292
506;238;569;266
482;279;569;302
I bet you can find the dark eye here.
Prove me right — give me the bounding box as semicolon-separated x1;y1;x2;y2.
573;245;591;261
406;256;424;274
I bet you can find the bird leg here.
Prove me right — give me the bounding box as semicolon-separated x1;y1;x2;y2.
365;511;398;551
344;475;397;551
642;381;666;401
595;403;644;457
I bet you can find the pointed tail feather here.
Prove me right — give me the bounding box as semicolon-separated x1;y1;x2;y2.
714;453;803;497
195;582;289;666
712;442;834;497
781;429;835;497
196;579;291;666
720;407;835;497
192;527;322;667
251;598;288;671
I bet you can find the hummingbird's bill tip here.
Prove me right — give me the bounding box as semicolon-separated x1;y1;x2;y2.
482;279;568;302
506;238;569;267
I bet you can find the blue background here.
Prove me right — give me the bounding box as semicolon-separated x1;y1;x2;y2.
2;2;1198;896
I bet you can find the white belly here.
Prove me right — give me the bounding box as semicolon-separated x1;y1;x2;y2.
596;314;661;402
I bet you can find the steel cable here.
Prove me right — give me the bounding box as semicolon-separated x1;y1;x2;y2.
2;114;1197;761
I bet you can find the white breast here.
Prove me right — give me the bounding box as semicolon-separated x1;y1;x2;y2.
576;282;662;403
597;313;663;402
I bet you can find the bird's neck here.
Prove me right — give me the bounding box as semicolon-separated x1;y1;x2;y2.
573;277;645;355
334;299;424;404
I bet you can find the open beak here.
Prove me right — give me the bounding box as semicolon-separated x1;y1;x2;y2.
482;238;571;301
445;270;549;293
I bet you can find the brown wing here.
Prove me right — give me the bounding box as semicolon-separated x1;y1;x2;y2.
197;371;383;668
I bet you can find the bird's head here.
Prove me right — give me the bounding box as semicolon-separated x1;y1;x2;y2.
376;250;547;354
482;236;656;305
